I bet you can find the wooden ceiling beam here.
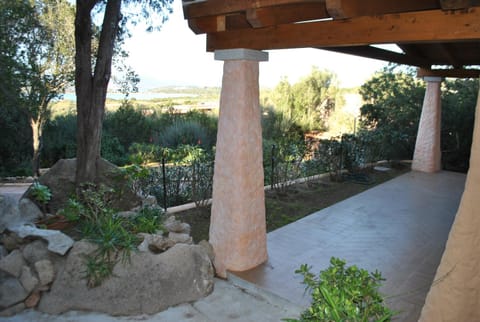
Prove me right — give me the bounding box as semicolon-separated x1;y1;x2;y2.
246;3;329;28
439;43;462;68
188;12;253;34
322;46;432;67
188;15;226;34
325;0;439;19
183;0;326;19
207;8;480;51
417;67;480;78
440;0;480;10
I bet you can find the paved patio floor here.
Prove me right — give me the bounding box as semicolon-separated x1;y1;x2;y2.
231;171;466;322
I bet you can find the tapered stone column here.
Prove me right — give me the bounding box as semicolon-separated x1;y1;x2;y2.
210;49;268;278
412;77;442;172
419;79;480;321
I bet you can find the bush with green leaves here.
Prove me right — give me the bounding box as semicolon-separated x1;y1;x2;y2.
286;257;395;322
159;120;212;149
264;137;307;190
29;181;52;212
128;143;164;164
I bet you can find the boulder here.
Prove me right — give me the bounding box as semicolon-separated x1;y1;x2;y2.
0;195;19;233
33;158;141;213
34;260;55;286
0;246;6;259
21;240;49;265
0;250;26;277
198;240;215;262
10;225;73;256
18;198;43;222
19;266;38;293
1;232;24;252
0;302;25;317
0;278;28;309
168;232;193;245
164;216;191;234
38;241;214;316
137;234;176;254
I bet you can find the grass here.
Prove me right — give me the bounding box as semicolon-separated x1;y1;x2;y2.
175;163;411;243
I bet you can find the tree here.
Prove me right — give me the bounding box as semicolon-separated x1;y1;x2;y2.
441;78;478;171
291;67;339;131
0;0;75;176
27;0;75;176
359;66;425;159
0;0;33;174
74;0;173;184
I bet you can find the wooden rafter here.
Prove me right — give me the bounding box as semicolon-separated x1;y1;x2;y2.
417;67;480;78
325;0;438;19
246;3;329;28
439;43;462;68
322;46;432;67
206;8;480;51
183;0;325;19
440;0;480;10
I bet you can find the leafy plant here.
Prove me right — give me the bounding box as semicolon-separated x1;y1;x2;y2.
57;198;84;222
286;257;394;322
127;206;164;234
30;182;52;212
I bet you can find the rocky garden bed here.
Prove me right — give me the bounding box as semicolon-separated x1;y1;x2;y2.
0;159;214;317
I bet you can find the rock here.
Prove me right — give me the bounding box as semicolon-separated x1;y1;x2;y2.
168;232;193;245
0;250;26;277
198;240;215;262
24;291;41;308
164;215;176;226
0;302;25;317
34;260;55;286
0;195;20;233
0;278;28;309
38;243;214;316
1;233;24;251
19;266;38;293
137;234;175;253
165;221;191;235
34;158;142;214
10;225;74;255
18;198;43;222
142;195;157;208
0;246;7;258
115;211;138;219
22;240;49;265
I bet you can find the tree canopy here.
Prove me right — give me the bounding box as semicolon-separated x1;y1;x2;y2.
0;0;75;175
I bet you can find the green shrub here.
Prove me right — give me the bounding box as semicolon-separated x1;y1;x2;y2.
286;257;394;322
128;143;164;164
159;120;212;149
29;182;52;212
101;134;128;166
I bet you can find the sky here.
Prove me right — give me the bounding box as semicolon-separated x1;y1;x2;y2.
124;0;389;91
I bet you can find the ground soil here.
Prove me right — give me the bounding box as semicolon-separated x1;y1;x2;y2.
175;163;411;243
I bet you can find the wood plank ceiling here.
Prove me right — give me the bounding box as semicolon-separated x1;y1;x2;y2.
182;0;480;78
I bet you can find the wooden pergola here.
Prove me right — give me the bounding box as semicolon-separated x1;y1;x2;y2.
184;0;480;77
182;1;480;321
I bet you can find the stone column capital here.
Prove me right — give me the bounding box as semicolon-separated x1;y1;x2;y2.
214;48;269;62
423;76;443;83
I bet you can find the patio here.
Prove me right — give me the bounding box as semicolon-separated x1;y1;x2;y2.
230;170;466;321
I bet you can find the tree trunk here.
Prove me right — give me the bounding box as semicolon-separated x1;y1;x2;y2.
31;118;42;177
74;0;121;185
